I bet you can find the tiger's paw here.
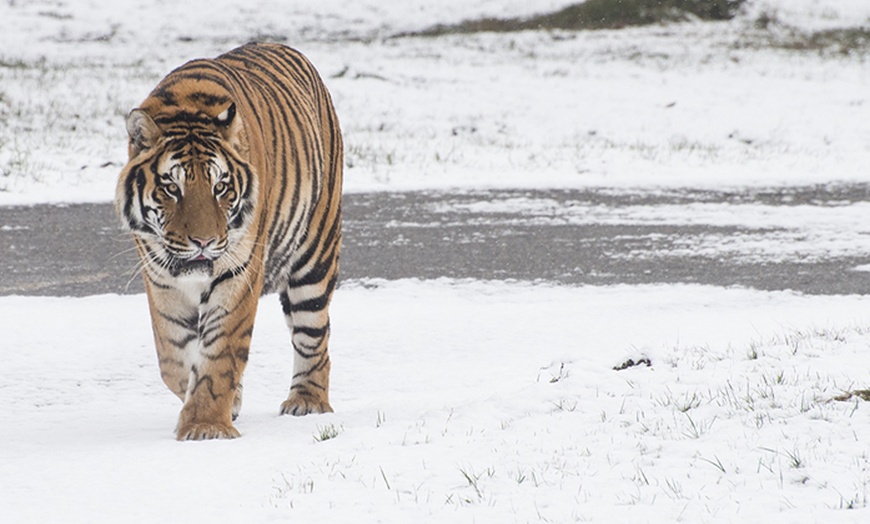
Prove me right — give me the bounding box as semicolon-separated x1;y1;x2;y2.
279;395;333;416
176;421;241;441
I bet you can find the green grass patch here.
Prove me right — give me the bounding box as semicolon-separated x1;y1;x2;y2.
783;27;870;56
743;10;870;56
409;0;746;36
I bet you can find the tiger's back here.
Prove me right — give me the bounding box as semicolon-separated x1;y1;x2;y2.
116;43;342;440
220;43;342;292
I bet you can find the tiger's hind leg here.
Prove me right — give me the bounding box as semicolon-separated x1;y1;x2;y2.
232;382;244;421
278;268;337;416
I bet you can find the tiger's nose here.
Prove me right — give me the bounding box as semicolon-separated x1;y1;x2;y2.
189;236;217;248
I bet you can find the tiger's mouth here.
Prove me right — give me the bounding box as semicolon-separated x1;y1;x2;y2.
168;254;216;278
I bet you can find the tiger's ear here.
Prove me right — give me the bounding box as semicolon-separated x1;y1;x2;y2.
214;103;236;128
126;109;161;157
215;102;247;154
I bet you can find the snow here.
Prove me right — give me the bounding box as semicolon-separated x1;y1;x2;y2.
4;282;870;522
430;194;870;264
2;0;870;202
3;0;870;521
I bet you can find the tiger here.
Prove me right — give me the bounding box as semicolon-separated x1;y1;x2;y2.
115;42;343;440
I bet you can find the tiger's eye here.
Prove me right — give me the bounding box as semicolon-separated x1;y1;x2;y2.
215;181;228;195
165;182;180;196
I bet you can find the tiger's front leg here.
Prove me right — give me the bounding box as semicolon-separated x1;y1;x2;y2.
146;285;197;402
278;269;337;416
172;291;257;441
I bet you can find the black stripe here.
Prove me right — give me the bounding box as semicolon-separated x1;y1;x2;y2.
189;368;222;401
204;260;251;301
293;323;329;340
286;273;337;313
293;354;330;378
279;291;292;316
168;333;197;349
158;310;198;333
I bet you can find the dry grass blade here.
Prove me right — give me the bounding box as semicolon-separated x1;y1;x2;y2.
833;389;870;402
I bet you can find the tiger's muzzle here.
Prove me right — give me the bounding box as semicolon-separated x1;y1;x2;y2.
165;236;228;278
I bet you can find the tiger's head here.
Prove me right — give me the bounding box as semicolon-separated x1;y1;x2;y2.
116;99;257;280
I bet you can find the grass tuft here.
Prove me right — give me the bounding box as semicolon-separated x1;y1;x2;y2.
313;423;343;442
833;389;870;402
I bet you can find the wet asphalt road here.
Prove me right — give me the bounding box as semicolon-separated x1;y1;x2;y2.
2;186;870;297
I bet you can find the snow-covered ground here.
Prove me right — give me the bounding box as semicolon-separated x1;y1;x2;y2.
1;0;870;201
5;282;870;522
3;0;870;522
